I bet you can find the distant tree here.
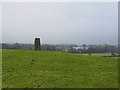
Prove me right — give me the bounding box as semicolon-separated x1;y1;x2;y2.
87;47;94;55
82;44;87;53
13;43;23;49
42;44;56;51
111;52;116;57
82;44;86;49
2;43;10;49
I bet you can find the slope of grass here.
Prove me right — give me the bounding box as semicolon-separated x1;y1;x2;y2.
0;49;2;89
2;49;118;88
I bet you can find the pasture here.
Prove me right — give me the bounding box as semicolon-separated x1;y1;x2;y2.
2;49;118;88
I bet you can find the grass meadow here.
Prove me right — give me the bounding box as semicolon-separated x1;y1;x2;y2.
2;49;118;88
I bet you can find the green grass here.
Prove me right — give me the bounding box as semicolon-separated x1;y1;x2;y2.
0;49;2;89
2;49;118;88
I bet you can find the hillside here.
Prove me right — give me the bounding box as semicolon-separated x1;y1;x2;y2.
2;49;118;88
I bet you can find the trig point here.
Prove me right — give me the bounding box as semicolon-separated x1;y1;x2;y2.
34;38;41;50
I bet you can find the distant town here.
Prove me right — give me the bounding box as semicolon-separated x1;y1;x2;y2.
1;43;118;54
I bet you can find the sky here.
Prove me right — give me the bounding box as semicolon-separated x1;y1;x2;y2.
1;2;118;45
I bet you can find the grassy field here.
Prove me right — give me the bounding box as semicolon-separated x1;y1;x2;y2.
82;53;118;57
2;49;118;88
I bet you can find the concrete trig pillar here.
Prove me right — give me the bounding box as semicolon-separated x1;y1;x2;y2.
34;38;41;50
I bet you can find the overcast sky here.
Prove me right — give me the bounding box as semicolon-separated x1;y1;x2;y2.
2;2;118;45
